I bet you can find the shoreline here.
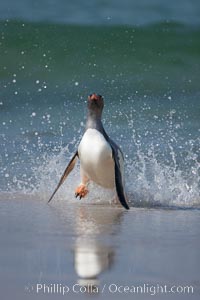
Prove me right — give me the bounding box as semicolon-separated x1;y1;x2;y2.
0;198;199;299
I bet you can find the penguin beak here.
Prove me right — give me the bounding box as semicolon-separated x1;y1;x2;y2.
88;94;102;101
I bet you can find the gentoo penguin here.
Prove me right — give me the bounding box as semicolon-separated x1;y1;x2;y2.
48;93;129;210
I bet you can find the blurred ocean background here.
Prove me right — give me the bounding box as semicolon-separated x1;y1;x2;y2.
0;0;200;208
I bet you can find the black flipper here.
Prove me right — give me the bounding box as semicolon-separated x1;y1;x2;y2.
111;147;129;210
48;151;78;203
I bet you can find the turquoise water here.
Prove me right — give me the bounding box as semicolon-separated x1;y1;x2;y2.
1;0;200;25
0;2;200;208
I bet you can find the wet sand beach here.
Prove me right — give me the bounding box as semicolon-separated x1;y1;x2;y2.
0;198;199;300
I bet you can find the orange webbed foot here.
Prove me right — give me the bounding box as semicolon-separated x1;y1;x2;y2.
75;184;88;199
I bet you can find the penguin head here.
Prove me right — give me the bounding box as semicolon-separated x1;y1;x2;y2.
87;94;104;115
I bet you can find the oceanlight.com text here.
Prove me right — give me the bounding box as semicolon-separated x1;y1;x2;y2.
25;282;194;296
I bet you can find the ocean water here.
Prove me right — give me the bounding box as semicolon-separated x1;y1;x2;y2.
1;0;200;25
0;1;200;209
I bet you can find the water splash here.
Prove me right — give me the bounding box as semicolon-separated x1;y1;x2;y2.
1;95;200;209
125;106;200;208
126;142;200;208
2;133;200;209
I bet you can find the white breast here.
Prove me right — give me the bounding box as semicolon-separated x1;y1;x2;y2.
78;129;115;188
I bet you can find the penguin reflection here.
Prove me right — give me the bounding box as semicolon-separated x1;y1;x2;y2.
73;205;124;289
